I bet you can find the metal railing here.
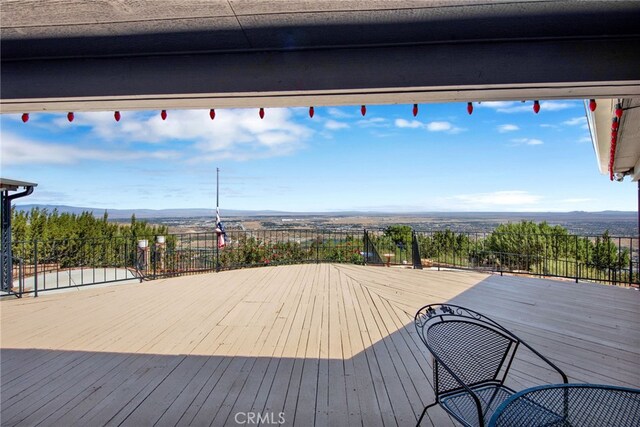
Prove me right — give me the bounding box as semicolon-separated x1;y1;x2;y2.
364;229;415;266
4;228;637;297
10;256;24;295
412;230;638;286
8;237;142;297
5;230;366;296
214;229;364;271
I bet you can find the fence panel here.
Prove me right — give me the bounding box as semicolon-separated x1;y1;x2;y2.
5;228;637;298
365;229;414;266
412;230;638;286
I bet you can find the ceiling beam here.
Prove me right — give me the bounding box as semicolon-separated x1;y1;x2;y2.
3;38;640;114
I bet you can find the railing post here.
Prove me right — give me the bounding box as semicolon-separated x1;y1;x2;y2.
34;241;38;298
575;235;579;283
360;229;365;265
18;258;23;296
630;238;634;285
152;241;157;279
363;229;367;265
215;233;219;272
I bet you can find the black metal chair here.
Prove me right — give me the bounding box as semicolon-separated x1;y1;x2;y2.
488;383;640;427
414;303;568;427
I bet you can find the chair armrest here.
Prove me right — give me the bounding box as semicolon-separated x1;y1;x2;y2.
512;336;568;384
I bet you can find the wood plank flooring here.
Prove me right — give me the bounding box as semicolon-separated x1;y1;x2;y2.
1;264;639;426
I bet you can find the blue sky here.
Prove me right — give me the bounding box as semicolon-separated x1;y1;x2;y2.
1;100;635;212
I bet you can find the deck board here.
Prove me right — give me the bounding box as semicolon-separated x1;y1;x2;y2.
2;263;639;426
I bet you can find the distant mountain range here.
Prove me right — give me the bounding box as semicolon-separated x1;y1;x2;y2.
13;204;291;219
13;204;637;220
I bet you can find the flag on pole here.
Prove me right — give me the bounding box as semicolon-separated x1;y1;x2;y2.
215;207;227;248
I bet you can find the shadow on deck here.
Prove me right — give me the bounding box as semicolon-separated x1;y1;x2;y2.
1;264;638;426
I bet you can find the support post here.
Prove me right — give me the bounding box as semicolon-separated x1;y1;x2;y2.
1;191;12;292
1;182;35;294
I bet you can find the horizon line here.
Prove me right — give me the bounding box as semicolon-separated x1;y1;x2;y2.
13;204;637;215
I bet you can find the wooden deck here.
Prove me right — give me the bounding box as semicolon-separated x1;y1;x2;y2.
1;264;639;426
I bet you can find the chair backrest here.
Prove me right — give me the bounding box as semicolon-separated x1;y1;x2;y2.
415;304;518;396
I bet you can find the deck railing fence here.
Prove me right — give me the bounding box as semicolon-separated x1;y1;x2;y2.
3;228;637;297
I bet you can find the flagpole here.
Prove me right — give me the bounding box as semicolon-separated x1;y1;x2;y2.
215;167;220;272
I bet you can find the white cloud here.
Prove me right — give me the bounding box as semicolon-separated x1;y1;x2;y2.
511;138;543;146
357;117;387;128
563;116;587;126
426;121;452;131
394;118;465;133
425;121;466;134
499;104;537;113
478;100;577;113
395;119;423;128
54;108;313;161
541;101;578;111
448;191;542;208
477;101;515;109
578;136;592;143
325;119;349;130
1;132;181;165
326;108;354;119
497;124;519;133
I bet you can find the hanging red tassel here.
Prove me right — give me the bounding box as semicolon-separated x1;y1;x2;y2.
67;112;74;122
21;113;29;123
161;110;167;120
209;109;215;120
533;100;540;114
412;104;418;117
259;108;265;119
467;102;473;115
589;99;597;111
309;106;314;118
612;117;619;131
114;111;121;122
361;105;366;116
615;103;623;119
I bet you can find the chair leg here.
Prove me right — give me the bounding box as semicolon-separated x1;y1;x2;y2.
416;401;438;427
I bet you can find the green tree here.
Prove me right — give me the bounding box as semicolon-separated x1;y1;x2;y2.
384;225;412;247
485;221;567;271
12;208;171;269
592;231;629;270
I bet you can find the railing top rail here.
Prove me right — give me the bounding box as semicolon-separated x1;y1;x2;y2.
11;229;639;243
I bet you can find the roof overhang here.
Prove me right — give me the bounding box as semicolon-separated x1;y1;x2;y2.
0;178;38;192
588;98;640;181
2;1;640;184
2;1;640;113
